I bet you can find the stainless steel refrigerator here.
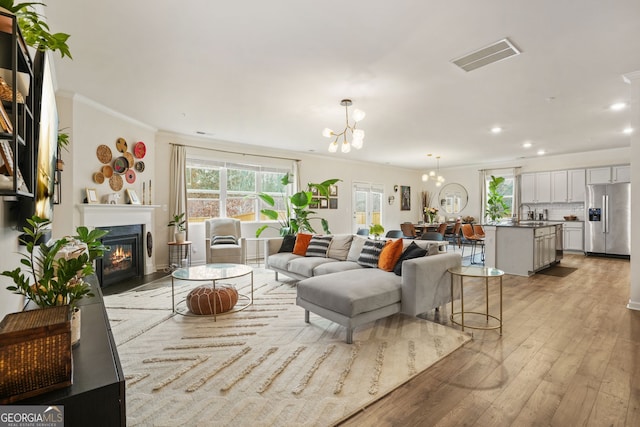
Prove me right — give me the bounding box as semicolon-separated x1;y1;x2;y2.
585;183;631;257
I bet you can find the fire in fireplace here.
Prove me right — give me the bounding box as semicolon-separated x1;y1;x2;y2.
96;224;144;287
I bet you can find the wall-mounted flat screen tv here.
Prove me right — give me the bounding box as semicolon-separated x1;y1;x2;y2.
18;50;58;225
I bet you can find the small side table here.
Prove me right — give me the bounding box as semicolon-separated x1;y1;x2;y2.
167;241;192;270
243;237;269;266
448;265;504;335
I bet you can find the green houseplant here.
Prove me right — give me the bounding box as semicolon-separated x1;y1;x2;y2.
0;0;72;58
369;224;384;239
168;212;186;243
485;175;511;223
256;173;340;237
2;215;109;308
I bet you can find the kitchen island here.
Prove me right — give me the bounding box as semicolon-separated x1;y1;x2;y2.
484;222;563;276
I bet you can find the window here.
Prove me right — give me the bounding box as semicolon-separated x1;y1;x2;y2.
186;158;290;222
483;171;515;221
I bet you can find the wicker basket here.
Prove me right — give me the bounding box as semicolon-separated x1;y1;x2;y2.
0;305;73;403
0;76;25;103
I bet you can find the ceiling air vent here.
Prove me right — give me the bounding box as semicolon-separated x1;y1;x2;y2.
452;38;521;72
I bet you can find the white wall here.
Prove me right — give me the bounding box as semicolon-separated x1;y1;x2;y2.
59;94;157;232
154;132;426;268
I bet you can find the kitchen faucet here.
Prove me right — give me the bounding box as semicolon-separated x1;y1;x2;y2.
520;204;533;220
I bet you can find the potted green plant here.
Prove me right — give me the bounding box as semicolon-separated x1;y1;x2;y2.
256;173;340;237
485;175;511;223
0;1;72;58
168;213;186;242
55;128;70;171
2;215;109;344
369;224;385;240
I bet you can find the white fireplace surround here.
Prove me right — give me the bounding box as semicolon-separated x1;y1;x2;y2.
77;204;160;276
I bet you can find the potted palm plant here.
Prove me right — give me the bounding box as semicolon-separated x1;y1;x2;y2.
255;173;340;237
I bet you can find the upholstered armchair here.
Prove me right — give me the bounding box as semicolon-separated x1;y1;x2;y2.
205;218;246;264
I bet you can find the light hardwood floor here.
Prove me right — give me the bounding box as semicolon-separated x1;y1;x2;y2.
339;254;639;426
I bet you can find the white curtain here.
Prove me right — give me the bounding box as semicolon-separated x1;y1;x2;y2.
170;144;188;238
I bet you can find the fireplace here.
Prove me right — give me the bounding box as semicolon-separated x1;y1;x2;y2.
96;224;144;287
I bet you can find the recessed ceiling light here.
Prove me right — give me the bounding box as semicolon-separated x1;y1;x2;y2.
522;141;532;148
491;127;502;134
623;127;634;134
610;102;627;111
537;149;545;155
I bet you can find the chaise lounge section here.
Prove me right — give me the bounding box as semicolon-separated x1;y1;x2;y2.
264;235;461;343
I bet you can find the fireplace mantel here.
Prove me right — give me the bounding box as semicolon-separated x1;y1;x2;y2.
77;204;160;275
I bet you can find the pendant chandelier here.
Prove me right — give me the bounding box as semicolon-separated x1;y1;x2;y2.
421;154;446;186
322;99;366;153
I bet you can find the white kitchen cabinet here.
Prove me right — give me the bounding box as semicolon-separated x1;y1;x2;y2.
587;165;629;184
563;222;584;251
533;226;555;271
551;170;568;202
586;167;611;184
612;165;630;183
568;169;586;202
521;173;536;203
521;172;551;203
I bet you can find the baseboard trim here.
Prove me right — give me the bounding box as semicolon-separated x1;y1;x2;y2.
627;299;640;311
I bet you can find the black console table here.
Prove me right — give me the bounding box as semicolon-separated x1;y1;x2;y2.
18;278;126;426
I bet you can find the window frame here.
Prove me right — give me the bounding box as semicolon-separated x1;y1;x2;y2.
185;158;292;222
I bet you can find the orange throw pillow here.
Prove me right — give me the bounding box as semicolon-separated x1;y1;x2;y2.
292;233;313;256
378;238;404;271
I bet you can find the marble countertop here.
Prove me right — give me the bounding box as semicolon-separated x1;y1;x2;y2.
486;221;571;228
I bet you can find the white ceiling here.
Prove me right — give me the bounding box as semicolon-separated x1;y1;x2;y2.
45;0;640;170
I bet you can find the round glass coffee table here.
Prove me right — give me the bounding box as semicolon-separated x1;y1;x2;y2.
448;265;504;335
171;263;253;319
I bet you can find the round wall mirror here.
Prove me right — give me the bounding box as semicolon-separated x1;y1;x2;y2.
438;183;468;214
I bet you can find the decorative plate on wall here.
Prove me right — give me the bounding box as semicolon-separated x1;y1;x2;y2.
102;165;113;178
124;152;134;167
93;171;104;184
96;145;112;164
113;156;128;174
135;161;145;172
109;174;123;191
115;137;128;153
125;168;136;184
134;141;146;159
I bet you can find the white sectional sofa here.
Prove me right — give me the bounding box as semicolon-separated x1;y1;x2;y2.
264;234;462;343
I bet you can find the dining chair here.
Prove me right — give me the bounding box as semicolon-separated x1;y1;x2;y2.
437;223;447;236
385;230;404;238
400;223;417;239
444;220;462;250
420;231;444;241
356;228;369;236
461;223;484;264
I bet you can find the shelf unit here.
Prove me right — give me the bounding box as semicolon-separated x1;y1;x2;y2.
0;10;34;197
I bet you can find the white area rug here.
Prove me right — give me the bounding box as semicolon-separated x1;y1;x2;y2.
104;269;470;426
